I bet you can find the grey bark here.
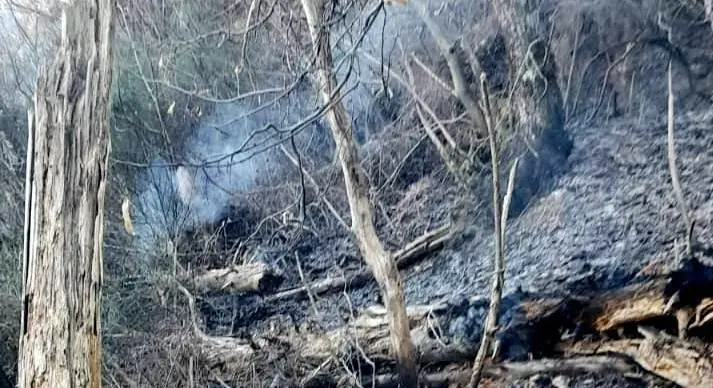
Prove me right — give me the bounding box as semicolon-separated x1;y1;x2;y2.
19;1;114;387
492;0;573;215
299;1;418;386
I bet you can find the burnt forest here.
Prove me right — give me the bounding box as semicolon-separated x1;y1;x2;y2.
2;0;713;387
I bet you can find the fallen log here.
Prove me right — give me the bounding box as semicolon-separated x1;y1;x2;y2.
586;278;670;332
326;259;713;378
583;256;713;337
190;261;283;295
267;224;453;302
290;301;467;365
175;281;259;382
566;326;713;388
195;334;255;378
210;258;713;387
499;256;713;357
391;224;455;269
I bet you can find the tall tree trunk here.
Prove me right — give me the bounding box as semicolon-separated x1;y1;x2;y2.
491;0;572;215
19;1;114;387
299;1;418;386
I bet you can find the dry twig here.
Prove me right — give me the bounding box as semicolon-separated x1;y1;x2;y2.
666;60;694;256
279;143;349;231
468;73;519;388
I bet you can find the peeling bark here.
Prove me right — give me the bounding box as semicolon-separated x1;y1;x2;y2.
19;1;114;387
569;327;713;388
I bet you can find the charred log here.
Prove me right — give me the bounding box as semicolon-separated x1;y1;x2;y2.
266;224;453;302
220;257;713;387
190;261;283;296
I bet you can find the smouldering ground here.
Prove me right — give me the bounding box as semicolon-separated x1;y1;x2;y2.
403;109;713;305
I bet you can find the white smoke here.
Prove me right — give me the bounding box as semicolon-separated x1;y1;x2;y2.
175;165;196;206
175;101;279;225
132;1;485;242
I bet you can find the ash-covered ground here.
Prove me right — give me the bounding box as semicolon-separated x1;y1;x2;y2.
403;109;713;306
232;110;713;321
212;107;713;387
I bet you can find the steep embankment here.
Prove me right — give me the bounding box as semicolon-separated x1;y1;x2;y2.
231;108;713;332
404;109;713;305
209;107;713;387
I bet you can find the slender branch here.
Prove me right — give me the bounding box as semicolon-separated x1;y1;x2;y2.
113;77;353;169
563;17;581;121
118;4;173;157
468;73;518;388
360;49;461;151
295;251;324;327
587;42;636;123
410;53;454;94
279;144;349;231
401;53;471;185
666;60;693;256
171;0;277;48
377;133;428;192
409;0;486;135
141;77;289;104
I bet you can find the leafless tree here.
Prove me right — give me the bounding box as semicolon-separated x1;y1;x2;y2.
299;0;418;386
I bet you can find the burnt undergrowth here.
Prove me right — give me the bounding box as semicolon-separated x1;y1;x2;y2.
77;1;713;387
148;7;713;384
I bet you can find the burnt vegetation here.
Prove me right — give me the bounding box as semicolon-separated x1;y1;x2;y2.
2;0;713;387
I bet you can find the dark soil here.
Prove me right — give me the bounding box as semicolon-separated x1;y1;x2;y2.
221;107;713;386
193;25;713;383
406;109;713;306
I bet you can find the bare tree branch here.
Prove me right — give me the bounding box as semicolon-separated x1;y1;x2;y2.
409;0;486;136
299;1;418;385
666;60;694;256
469;73;518;388
279;143;349;231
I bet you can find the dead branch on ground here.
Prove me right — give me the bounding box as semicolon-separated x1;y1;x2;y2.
190;261;283;295
267;224;453;302
175;282;255;380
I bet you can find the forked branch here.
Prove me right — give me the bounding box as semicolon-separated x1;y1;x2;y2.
468;73;519;388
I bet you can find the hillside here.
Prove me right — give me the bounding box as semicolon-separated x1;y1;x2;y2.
201;110;713;388
1;0;713;387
